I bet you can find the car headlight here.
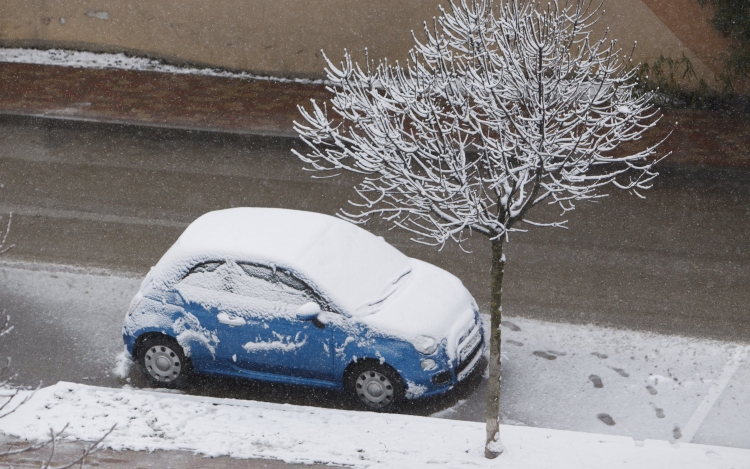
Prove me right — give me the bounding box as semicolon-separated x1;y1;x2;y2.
420;359;437;371
414;335;437;355
126;292;144;317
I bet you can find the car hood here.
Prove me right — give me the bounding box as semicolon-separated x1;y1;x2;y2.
358;259;476;358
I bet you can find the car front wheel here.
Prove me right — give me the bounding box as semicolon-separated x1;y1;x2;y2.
137;336;191;389
346;361;405;412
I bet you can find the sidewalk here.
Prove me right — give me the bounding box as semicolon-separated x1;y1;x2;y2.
0;60;329;138
0;434;338;469
1;257;749;469
1;48;749;168
2;382;749;469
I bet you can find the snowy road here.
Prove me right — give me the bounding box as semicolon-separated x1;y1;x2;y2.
1;260;748;449
0;115;749;342
0;115;749;449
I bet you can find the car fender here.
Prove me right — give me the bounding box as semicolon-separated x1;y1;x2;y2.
333;329;445;398
124;296;220;362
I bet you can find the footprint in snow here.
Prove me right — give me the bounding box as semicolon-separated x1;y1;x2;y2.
591;352;608;359
646;385;658;395
589;375;604;388
532;351;557;360
611;367;630;378
506;340;524;346
597;413;616;426
501;321;521;331
673;425;682;440
705;450;722;460
652;406;665;418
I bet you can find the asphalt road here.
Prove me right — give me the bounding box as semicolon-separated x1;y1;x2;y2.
2;115;749;337
0;115;748;420
0;260;487;420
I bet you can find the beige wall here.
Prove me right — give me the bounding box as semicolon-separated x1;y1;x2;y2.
0;0;735;87
0;1;447;78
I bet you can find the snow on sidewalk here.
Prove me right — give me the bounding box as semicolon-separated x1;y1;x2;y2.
1;382;749;469
485;317;750;447
0;47;327;84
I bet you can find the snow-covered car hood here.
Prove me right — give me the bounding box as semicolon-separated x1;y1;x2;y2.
358;259;476;356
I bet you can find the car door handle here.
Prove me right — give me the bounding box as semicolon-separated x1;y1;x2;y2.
217;312;246;326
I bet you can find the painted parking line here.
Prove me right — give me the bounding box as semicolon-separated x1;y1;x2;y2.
681;345;749;442
0;204;188;228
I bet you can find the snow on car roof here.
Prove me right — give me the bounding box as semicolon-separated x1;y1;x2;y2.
147;208;411;312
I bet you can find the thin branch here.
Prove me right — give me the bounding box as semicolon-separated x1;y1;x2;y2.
46;424;117;469
294;0;664;248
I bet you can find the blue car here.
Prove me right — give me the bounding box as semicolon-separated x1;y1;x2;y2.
123;208;484;411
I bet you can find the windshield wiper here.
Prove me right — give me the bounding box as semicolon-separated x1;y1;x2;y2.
356;267;412;314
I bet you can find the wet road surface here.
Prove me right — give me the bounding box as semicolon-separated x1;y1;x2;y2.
1;115;748;339
0;115;748;419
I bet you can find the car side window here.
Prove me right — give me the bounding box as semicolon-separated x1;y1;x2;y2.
235;262;321;308
179;261;230;292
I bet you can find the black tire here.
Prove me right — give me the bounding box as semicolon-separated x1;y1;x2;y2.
346;361;405;412
136;336;192;389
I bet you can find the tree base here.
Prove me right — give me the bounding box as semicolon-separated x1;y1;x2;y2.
485;440;505;459
485;447;504;459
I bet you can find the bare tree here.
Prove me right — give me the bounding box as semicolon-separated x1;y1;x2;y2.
0;214;115;467
294;0;666;458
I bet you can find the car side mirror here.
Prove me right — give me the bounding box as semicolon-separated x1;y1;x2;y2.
296;302;321;321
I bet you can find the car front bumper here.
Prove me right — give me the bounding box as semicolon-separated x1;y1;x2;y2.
404;334;485;400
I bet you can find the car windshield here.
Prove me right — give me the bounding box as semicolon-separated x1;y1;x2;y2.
292;229;412;316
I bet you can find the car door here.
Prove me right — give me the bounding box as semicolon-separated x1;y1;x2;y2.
229;262;335;382
171;260;235;372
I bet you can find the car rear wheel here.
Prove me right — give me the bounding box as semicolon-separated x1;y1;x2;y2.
346;361;405;412
137;336;191;389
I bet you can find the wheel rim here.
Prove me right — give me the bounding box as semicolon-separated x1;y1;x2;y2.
144;345;182;382
355;370;394;408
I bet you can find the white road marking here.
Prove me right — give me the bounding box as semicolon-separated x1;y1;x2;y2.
681;345;749;442
0;204;188;228
0;258;142;278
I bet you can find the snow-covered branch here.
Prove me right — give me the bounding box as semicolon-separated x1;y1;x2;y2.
294;0;665;247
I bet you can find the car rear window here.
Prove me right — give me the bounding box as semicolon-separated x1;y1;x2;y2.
179;261;229;292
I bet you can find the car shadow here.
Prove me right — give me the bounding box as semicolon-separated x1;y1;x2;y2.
126;357;487;418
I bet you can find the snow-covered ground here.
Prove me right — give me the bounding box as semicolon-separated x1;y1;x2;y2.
1;261;750;466
0;47;327;84
478;318;750;448
1;382;749;469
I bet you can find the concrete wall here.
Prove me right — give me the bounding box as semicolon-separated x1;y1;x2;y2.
0;1;446;78
0;0;736;87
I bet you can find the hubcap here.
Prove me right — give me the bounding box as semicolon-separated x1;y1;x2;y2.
356;370;394;408
144;345;181;382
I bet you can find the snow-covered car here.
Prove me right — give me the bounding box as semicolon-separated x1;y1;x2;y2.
122;208;484;411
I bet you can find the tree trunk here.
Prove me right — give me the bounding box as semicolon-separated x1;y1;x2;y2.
485;237;505;458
